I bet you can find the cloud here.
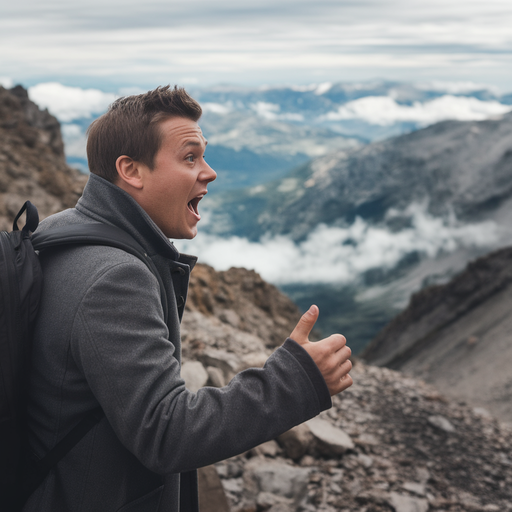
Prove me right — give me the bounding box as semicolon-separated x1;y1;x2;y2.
179;203;503;285
28;82;117;122
60;123;87;159
201;102;233;115
3;1;512;89
415;80;502;96
250;102;304;122
0;77;13;88
322;95;512;126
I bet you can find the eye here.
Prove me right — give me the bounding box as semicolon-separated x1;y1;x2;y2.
186;155;194;163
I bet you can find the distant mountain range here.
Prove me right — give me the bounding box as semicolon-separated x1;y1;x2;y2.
188;111;512;352
201;111;512;241
31;80;512;194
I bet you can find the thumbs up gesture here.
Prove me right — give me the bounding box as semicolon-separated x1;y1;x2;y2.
290;305;353;396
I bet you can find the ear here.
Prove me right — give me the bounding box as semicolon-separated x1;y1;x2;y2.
115;155;145;191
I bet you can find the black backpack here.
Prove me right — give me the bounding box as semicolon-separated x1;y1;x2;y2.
0;201;167;511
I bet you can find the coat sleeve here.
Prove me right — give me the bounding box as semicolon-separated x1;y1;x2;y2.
70;259;331;474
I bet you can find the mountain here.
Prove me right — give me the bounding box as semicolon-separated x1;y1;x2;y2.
36;79;511;192
362;246;512;424
190;111;512;354
201;112;512;241
0;85;87;231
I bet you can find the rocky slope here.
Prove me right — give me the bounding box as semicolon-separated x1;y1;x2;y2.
0;85;87;231
362;246;512;425
203;112;512;241
178;264;512;512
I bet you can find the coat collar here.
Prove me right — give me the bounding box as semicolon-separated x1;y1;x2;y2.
75;173;197;269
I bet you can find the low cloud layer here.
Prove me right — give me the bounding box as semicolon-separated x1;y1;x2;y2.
179;203;502;285
322;95;512;127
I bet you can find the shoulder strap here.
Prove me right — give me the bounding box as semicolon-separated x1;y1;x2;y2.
31;223;168;322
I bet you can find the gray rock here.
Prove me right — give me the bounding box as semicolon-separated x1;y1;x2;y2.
277;423;313;460
244;460;311;501
199;349;241;381
218;309;241;328
240;351;269;370
402;482;427;496
256;491;292;510
206;366;225;388
428;415;455;433
388;492;429;512
181;361;208;392
306;417;355;454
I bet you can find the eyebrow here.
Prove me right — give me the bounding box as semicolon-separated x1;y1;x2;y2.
180;138;208;150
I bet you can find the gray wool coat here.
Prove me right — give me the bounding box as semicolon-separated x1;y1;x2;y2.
22;173;332;512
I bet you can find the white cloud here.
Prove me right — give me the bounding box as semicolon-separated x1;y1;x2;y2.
250;102;280;119
201;102;233;115
2;1;512;89
322;95;512;126
61;123;87;159
415;80;502;96
0;77;13;88
28;82;116;122
249;101;304;122
179;203;502;285
314;82;333;95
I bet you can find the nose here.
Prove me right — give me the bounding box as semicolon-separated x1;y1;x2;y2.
201;161;217;184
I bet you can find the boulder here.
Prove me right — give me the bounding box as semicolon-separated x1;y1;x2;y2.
277;423;313;460
306;417;355;454
197;465;230;512
181;361;208;392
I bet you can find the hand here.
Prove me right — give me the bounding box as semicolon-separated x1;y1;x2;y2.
290;305;353;396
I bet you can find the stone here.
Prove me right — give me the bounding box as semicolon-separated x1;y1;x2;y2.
206;366;225;388
388;492;429;512
428;415;455;433
218;309;241;328
181;360;208;392
402;482;426;496
250;440;281;458
277;423;313;460
240;351;269;370
358;454;374;468
306;417;355;454
244;460;311;502
256;491;292;510
199;349;241;381
197;465;230;512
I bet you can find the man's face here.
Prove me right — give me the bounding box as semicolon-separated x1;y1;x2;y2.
135;117;216;239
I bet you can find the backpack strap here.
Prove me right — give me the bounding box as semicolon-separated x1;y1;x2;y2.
23;408;104;500
31;223;168;323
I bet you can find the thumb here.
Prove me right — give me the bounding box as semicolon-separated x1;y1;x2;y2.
290;305;319;345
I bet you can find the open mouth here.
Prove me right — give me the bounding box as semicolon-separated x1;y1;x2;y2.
187;196;202;219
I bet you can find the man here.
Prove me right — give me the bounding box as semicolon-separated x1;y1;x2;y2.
23;86;352;512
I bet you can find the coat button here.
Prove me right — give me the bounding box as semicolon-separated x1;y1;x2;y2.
177;295;185;307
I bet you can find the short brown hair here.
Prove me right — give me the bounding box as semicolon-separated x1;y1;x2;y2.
86;85;202;182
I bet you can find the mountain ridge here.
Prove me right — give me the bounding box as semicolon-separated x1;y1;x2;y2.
362;245;512;423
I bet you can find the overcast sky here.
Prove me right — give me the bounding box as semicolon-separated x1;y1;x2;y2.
1;0;512;91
